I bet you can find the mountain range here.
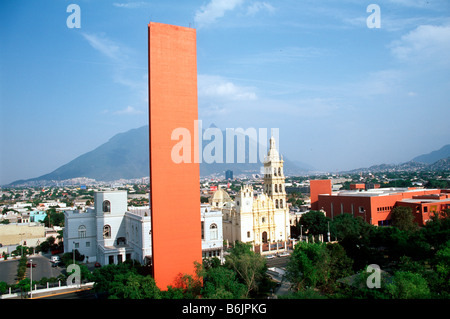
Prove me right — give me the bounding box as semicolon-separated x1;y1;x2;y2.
346;144;450;174
8;126;449;185
9;125;312;185
412;144;450;164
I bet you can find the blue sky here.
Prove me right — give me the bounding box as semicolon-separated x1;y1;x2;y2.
1;0;450;184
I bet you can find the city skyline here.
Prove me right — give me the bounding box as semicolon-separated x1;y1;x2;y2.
1;0;450;185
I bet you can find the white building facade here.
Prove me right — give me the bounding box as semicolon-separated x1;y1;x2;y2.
201;204;224;263
222;136;291;246
64;191;151;265
64;191;223;266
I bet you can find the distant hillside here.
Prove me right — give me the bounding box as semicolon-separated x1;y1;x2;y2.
12;126;150;185
347;157;450;174
10;125;312;185
413;144;450;164
344;143;450;174
428;157;450;171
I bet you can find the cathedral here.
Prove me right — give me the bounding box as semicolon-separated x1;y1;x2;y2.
220;136;290;245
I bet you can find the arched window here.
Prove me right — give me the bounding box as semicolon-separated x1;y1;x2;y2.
103;225;111;239
78;225;86;238
103;200;111;213
278;167;281;176
275;199;279;208
274;167;277;176
275;185;278;193
210;223;218;240
280;199;284;208
279;184;282;193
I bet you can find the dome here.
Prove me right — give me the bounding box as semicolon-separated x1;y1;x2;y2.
211;188;231;203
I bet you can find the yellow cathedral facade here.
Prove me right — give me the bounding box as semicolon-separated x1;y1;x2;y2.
217;136;291;246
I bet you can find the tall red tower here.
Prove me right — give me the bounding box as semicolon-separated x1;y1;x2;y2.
148;22;201;289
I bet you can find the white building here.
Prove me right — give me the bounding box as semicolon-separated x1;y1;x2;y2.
64;190;151;265
64;190;223;266
222;136;291;246
201;204;224;263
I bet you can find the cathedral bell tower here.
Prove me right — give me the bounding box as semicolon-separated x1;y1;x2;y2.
263;136;286;210
236;185;254;215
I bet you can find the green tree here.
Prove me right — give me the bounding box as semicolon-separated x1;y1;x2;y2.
92;260;163;299
286;242;354;295
385;271;430;299
286;242;330;292
346;265;391;299
326;243;354;290
391;206;418;232
16;255;28;281
169;263;203;299
201;264;246;299
17;278;31;298
42;208;65;227
330;213;370;241
108;272;161;299
0;281;8;294
300;210;330;238
61;249;85;266
435;243;450;281
225;241;268;298
200;196;209;203
422;209;450;250
280;287;328;299
426;241;450;297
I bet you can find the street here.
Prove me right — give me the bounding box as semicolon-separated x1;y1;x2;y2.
0;254;65;286
37;288;97;299
265;255;291;297
25;255;65;281
0;259;19;285
266;254;290;268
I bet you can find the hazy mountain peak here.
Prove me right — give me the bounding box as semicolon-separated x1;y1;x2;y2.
412;144;450;164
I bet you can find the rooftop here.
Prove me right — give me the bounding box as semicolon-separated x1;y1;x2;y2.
329;187;441;198
399;198;450;204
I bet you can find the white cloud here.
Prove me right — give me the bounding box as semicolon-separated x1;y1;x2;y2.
246;1;275;16
81;32;147;114
81;33;125;61
390;24;450;66
113;2;148;9
194;0;244;28
114;106;143;115
198;74;257;101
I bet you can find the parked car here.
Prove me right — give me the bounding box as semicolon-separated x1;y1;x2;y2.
51;255;60;263
94;262;101;268
26;262;36;268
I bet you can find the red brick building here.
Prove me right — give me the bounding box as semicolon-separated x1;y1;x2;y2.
310;179;332;210
310;180;450;226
